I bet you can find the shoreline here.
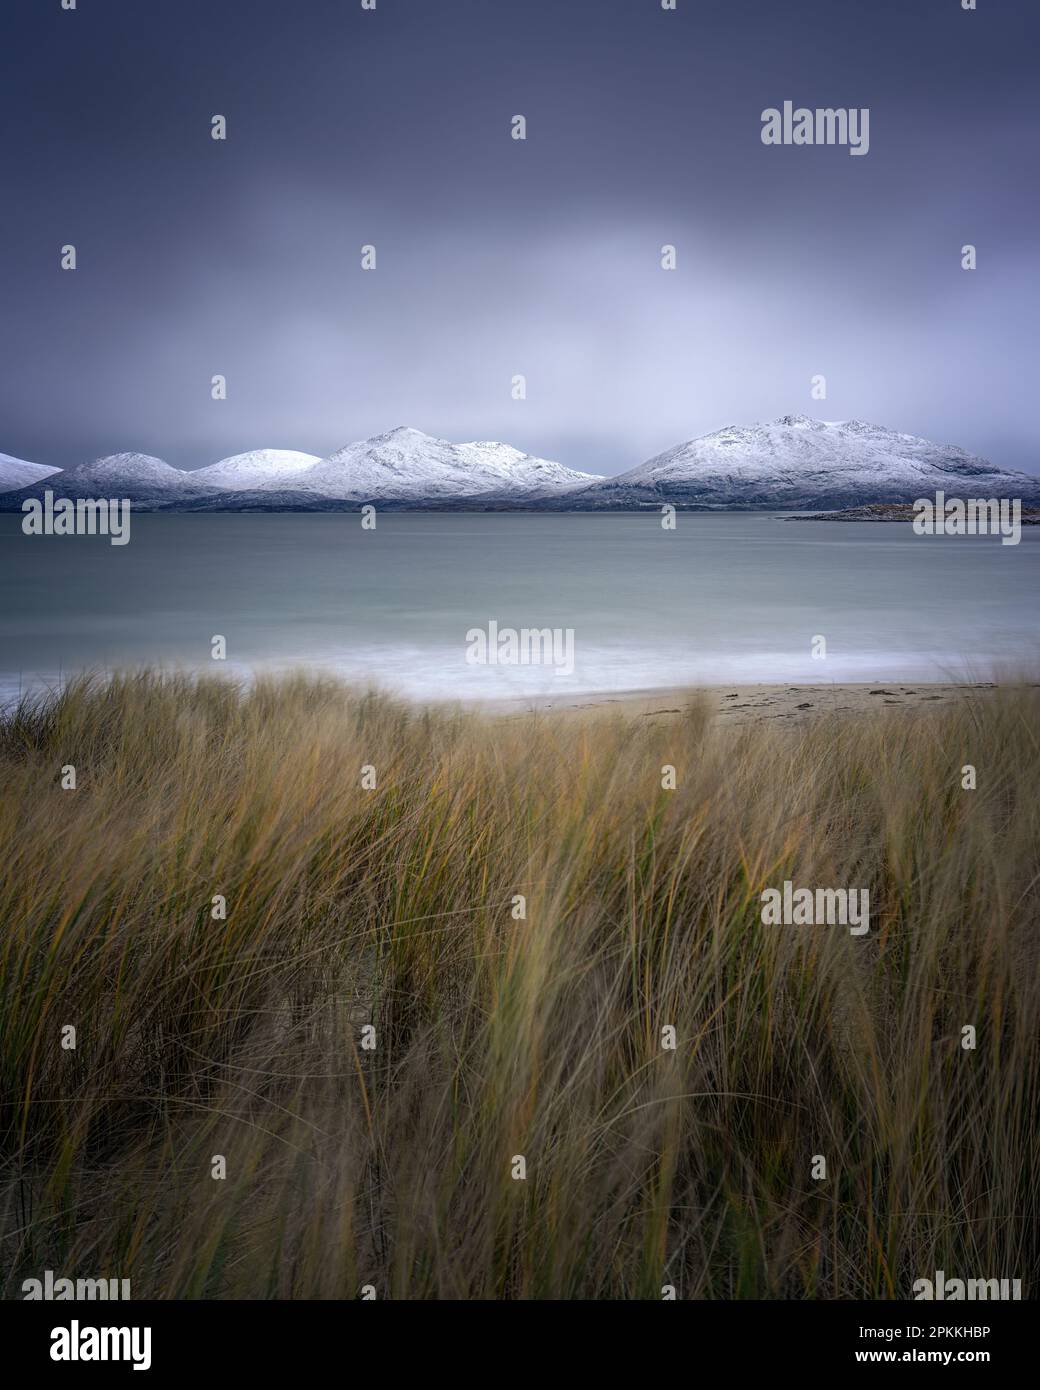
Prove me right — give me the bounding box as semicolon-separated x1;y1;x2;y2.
490;680;1007;725
0;671;1017;726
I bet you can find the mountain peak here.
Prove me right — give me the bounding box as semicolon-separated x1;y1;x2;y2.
577;417;1040;511
377;425;431;442
193;448;322;490
239;429;603;502
773;414;824;429
64;452;186;485
2;451;207;503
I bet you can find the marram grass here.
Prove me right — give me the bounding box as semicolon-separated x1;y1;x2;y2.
0;672;1037;1299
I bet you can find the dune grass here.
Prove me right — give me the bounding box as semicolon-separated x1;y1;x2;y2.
0;671;1037;1299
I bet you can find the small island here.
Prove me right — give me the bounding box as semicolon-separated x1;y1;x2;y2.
790;502;1040;523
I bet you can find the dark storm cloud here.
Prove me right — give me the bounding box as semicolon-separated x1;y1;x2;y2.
1;0;1037;475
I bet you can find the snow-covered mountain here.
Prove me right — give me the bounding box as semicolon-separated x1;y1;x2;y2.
1;419;1035;512
455;437;603;495
62;453;195;495
565;417;1040;510
232;427;603;503
0;451;61;493
5;452;220;506
190;448;322;491
0;432;599;510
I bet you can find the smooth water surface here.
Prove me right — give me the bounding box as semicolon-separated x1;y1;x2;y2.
1;512;1037;702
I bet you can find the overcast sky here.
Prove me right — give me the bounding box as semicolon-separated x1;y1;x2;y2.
1;0;1037;476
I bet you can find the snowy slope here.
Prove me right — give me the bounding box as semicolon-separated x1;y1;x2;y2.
2;452;220;507
455;439;602;496
63;453;192;494
245;427;602;501
0;451;61;493
3;419;1033;512
568;417;1040;510
60;452;214;498
191;448;322;491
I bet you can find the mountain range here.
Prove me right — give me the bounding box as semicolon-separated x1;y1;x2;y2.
3;418;1038;512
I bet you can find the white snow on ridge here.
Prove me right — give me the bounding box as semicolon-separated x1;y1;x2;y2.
4;419;1033;509
250;427;603;499
575;416;1039;506
192;448;322;490
455;439;603;494
0;432;602;505
57;452;209;495
618;417;996;487
0;451;61;494
3;452;222;502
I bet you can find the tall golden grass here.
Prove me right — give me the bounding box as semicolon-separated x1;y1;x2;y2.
1;672;1037;1299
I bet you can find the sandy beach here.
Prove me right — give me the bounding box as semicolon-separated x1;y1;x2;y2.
499;680;1007;725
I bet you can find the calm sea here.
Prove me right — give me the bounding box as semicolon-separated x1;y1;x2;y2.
1;512;1037;703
